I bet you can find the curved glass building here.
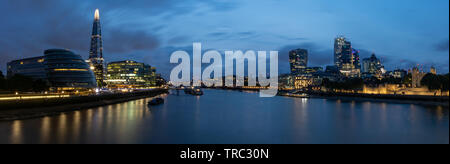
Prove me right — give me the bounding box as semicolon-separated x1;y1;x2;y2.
7;49;97;92
44;49;97;91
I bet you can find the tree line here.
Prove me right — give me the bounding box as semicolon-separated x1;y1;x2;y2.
0;71;49;92
421;73;449;93
322;78;364;92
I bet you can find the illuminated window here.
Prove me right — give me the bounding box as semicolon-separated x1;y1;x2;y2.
53;69;89;72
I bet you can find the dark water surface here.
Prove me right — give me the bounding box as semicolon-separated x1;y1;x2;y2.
0;89;448;144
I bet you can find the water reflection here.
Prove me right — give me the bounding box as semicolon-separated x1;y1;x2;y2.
0;90;448;144
11;121;23;144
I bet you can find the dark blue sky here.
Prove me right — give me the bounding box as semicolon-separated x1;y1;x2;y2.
0;0;448;78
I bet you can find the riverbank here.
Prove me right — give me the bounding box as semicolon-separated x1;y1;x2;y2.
210;87;449;107
306;91;449;107
0;89;168;121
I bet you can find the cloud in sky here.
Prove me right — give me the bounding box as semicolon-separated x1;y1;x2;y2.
0;0;449;77
434;39;449;52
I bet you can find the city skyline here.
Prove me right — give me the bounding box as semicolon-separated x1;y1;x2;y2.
0;0;448;78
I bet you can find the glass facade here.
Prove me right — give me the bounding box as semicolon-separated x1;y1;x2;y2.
45;49;97;91
7;49;97;91
362;54;385;79
334;36;360;77
289;49;308;75
7;57;47;79
106;61;157;88
89;9;105;87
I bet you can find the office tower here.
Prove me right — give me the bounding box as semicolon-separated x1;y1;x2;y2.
352;48;361;73
362;54;385;79
106;61;157;88
334;36;360;77
334;36;352;70
289;49;308;75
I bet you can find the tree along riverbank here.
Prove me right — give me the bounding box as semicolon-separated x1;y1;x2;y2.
0;89;168;121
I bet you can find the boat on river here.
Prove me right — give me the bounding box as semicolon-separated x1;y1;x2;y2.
148;98;164;106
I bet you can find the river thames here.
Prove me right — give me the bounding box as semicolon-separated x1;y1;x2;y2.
0;89;448;144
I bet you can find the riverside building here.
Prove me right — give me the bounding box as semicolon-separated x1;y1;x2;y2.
7;49;97;92
105;60;157;89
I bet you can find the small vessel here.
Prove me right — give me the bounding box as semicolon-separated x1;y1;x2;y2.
148;98;164;106
191;88;204;96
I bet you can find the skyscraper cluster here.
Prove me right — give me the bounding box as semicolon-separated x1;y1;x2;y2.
334;36;361;78
289;49;308;75
362;53;385;79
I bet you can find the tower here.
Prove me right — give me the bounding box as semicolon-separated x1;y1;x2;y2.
334;36;359;77
334;36;352;70
289;49;308;75
89;9;105;87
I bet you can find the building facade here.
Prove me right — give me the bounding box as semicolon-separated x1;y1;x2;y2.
334;36;360;77
106;61;157;88
362;54;385;79
289;49;308;75
88;9;105;88
7;49;97;91
7;56;47;79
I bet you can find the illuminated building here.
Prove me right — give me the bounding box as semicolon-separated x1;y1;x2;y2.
294;75;322;90
7;49;97;91
279;74;295;90
7;56;47;79
352;49;361;74
305;67;324;74
106;61;157;88
385;69;407;79
334;36;360;77
362;54;385;79
289;49;308;75
88;9;105;88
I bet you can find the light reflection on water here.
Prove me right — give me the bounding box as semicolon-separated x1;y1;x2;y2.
0;90;448;144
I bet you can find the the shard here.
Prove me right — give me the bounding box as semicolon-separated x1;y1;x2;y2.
89;9;105;87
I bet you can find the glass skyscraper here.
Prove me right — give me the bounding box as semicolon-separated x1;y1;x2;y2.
334;36;360;77
362;53;385;79
289;49;308;75
334;36;352;69
89;9;105;88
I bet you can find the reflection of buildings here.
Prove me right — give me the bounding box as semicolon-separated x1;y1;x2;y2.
289;49;308;75
106;60;157;88
362;54;385;79
88;9;105;88
334;36;360;77
7;49;97;91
